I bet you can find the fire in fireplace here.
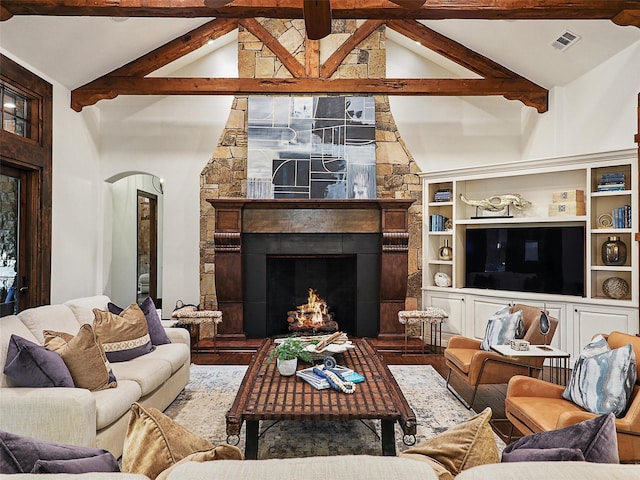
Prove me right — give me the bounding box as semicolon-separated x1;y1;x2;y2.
287;288;339;334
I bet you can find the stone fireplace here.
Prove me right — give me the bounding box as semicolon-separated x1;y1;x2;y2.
199;19;423;339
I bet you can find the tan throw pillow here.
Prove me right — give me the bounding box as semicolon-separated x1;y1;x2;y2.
92;305;154;362
400;407;499;479
43;325;117;392
122;403;242;479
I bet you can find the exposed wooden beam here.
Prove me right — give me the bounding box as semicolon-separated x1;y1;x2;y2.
2;0;638;22
0;5;13;21
613;9;640;27
108;18;238;78
305;39;320;77
320;20;385;78
387;19;511;79
303;0;332;40
386;19;548;107
71;76;548;113
239;18;305;78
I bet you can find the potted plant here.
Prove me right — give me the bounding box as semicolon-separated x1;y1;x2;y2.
268;337;314;376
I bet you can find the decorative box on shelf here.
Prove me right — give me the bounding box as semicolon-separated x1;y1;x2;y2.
552;189;584;202
548;200;586;216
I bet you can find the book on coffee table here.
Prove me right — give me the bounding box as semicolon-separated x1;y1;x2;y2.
296;365;365;390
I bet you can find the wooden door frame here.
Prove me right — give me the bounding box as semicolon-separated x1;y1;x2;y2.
0;54;52;311
137;190;158;304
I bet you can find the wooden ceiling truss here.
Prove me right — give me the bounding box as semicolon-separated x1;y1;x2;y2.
3;1;639;112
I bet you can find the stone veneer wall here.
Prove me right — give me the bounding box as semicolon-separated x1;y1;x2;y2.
200;19;423;321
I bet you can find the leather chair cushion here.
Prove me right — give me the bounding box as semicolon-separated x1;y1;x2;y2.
444;348;474;374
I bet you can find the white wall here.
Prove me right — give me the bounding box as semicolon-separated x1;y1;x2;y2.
98;39;237;311
386;40;525;173
1;48;104;304
522;40;640;159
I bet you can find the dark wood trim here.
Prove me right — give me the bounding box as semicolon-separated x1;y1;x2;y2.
0;54;52;310
2;0;637;22
72;76;548;112
137;190;158;304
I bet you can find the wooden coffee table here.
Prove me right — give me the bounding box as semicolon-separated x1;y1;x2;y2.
226;338;416;459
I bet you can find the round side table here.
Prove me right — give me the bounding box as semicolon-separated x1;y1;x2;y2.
398;307;448;354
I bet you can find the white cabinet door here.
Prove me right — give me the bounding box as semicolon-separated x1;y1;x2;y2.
466;295;511;340
572;304;639;357
425;291;465;341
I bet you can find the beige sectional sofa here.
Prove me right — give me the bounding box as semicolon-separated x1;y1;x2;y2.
0;295;191;459
2;458;639;479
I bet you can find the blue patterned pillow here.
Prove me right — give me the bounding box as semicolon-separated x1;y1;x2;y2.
563;336;637;417
480;307;525;351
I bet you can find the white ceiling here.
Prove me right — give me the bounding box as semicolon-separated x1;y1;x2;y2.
1;16;638;92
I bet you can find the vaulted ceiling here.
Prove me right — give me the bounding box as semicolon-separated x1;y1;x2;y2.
1;1;639;112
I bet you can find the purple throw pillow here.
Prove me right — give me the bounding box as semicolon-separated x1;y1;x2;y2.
0;430;118;474
2;335;74;388
139;296;171;345
501;413;619;463
31;452;120;473
108;297;170;346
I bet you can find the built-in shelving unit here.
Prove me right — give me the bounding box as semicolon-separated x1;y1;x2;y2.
421;149;638;362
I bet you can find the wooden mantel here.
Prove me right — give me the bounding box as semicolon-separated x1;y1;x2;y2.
206;198;415;340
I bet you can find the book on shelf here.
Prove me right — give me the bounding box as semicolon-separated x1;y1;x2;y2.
429;214;449;232
612;205;632;229
598;172;626;191
434;189;452;202
296;365;365;390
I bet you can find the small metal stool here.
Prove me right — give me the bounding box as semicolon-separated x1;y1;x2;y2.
398;307;448;354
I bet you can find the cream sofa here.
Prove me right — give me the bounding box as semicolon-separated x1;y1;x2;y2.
0;295;191;459
2;458;639;479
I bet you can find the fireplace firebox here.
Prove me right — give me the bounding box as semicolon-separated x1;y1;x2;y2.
245;234;379;338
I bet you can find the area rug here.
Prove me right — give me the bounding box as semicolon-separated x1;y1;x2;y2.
164;364;505;459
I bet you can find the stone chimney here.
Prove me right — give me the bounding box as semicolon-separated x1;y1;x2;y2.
200;19;423;319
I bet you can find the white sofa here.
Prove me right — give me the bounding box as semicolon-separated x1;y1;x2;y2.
2;458;639;479
0;295;191;459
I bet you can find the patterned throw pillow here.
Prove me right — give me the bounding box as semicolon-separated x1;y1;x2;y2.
93;304;154;362
108;297;170;346
480;306;525;351
563;336;637;417
43;325;117;392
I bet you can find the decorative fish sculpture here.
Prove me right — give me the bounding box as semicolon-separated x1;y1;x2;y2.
459;193;531;212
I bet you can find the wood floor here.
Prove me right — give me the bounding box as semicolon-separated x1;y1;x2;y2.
192;336;515;439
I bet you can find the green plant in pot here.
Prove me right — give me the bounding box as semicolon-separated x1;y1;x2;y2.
268;337;314;376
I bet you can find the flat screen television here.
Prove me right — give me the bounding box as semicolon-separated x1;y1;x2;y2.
465;226;585;296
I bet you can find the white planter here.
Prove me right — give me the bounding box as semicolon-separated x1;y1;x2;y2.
277;357;297;376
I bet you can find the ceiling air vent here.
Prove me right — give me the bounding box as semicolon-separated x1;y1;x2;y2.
551;30;581;51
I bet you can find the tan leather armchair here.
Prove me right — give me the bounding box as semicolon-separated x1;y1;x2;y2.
505;331;640;462
444;304;558;410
